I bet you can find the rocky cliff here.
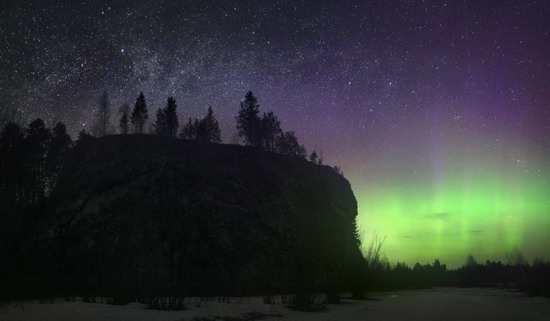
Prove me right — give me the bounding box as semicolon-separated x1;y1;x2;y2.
48;135;364;297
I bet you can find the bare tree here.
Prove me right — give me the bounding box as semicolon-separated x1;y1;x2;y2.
93;91;111;136
118;104;130;134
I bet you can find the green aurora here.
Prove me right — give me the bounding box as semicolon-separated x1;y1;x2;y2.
353;164;549;268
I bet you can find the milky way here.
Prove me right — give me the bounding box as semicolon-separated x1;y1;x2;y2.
2;0;549;266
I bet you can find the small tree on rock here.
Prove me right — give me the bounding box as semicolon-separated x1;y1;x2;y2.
131;92;148;134
46;122;72;189
93;91;111;137
165;97;179;137
236;91;261;147
200;106;221;143
118;104;130;134
260;111;282;152
180;107;221;143
275;131;306;158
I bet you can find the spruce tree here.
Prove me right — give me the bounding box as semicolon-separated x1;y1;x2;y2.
0;122;25;206
154;97;178;137
236;91;261;147
202;106;221;143
24;118;51;203
93;91;111;136
165;97;179;137
118;104;130;134
153;107;168;135
275;131;306;158
260;111;282;151
309;150;318;163
46;122;72;190
180;117;196;140
131;92;148;134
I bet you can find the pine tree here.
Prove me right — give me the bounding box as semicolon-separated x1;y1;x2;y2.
260;111;282;151
180;107;222;143
201;106;221;143
131;92;148;134
153;107;168;135
236;91;261;147
154;97;179;137
165;97;179;137
76;129;94;146
275;131;306;158
46;122;72;191
309;150;318;163
93;91;111;136
24;118;51;203
180;117;196;140
0;122;25;206
118;104;130;134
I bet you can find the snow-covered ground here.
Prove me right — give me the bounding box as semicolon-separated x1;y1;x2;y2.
1;288;549;321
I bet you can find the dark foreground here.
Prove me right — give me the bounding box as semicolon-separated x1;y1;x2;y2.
1;288;549;321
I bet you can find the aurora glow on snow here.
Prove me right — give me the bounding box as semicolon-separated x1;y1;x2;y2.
1;1;549;267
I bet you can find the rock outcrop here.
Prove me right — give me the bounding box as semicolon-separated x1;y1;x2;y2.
48;135;364;296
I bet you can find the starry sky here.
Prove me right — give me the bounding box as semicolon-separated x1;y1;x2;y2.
1;0;549;267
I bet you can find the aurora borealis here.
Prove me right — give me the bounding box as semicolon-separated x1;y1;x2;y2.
1;1;549;267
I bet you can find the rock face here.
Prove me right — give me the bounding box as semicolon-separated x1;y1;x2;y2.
49;135;364;296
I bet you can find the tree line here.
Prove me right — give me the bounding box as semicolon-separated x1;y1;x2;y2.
0;90;343;223
0;89;345;303
88;90;340;173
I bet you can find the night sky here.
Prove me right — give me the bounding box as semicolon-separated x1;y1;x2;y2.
2;0;549;267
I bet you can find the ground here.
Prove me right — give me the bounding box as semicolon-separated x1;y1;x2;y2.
1;288;549;321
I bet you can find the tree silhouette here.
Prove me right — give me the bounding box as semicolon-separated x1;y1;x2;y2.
0;105;24;129
465;254;478;268
309;150;318;163
0;122;25;207
180;117;197;140
260;111;282;152
93;91;111;137
275;131;306;157
46;122;72;190
131;92;148;134
236;91;261;147
76;129;94;146
23;119;51;203
154;107;168;135
180;107;221;143
165;97;179;137
118;104;130;134
200;106;221;143
154;97;179;137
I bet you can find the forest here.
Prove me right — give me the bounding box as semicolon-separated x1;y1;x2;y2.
0;91;549;309
0;90;337;225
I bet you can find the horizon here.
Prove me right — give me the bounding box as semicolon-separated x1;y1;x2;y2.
1;0;549;267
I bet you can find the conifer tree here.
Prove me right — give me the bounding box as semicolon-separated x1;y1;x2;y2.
0;122;25;206
93;91;111;136
236;91;261;147
46;122;72;190
154;97;179;137
275;131;306;158
179;107;221;143
201;106;221;143
180;117;196;140
118;104;130;134
309;150;318;163
154;107;168;135
24;118;51;202
131;92;148;134
260;111;282;151
165;97;179;137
